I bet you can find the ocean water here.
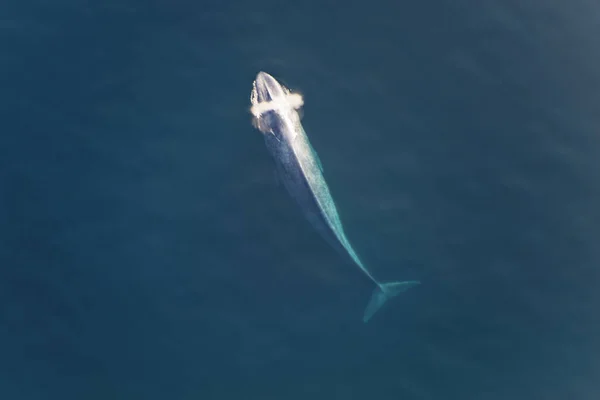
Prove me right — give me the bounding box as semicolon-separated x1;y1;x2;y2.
1;0;599;399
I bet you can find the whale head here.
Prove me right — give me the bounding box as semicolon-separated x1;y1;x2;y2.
250;72;303;125
252;71;286;104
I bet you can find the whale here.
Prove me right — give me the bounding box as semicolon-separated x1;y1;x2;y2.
250;71;420;322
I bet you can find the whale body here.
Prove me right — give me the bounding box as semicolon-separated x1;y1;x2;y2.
250;71;420;322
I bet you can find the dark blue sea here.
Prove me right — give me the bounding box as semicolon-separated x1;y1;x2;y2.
1;0;599;399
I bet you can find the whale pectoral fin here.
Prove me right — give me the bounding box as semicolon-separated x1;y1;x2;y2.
315;152;324;172
363;280;420;322
309;142;324;172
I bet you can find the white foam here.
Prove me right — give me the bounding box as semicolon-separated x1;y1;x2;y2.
250;81;304;118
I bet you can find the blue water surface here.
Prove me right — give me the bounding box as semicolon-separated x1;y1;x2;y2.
1;0;599;399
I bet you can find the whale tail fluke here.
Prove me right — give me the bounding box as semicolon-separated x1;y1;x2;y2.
363;280;420;323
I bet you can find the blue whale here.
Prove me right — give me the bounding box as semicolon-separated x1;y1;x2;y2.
250;71;420;322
